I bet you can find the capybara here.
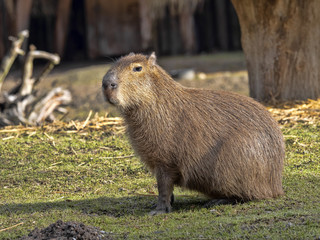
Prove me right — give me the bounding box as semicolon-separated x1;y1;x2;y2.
102;52;285;215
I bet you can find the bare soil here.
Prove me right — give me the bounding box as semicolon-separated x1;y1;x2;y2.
19;220;113;240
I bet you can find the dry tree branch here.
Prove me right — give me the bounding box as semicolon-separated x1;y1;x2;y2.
0;30;71;127
20;45;60;96
0;222;24;233
0;30;29;91
28;87;71;125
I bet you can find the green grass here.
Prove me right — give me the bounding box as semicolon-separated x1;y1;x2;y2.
0;123;319;239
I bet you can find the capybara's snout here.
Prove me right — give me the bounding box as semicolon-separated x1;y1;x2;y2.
102;70;119;105
102;71;118;90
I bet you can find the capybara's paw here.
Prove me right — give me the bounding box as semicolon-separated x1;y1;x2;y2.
150;194;174;211
148;209;169;216
148;206;171;216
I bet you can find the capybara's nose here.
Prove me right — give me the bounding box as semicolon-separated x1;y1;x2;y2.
107;81;118;89
102;72;118;90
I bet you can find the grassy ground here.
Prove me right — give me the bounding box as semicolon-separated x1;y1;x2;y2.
1;53;319;239
0;120;319;239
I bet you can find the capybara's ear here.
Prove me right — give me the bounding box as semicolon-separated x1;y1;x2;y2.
128;52;135;57
148;52;157;66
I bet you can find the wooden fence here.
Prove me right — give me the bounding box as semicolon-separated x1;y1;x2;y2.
0;0;241;60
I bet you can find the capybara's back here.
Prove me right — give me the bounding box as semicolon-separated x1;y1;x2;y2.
173;89;285;201
102;52;285;214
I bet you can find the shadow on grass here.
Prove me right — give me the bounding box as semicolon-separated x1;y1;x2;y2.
0;195;210;218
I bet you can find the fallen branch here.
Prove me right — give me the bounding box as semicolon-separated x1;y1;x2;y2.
0;222;24;233
0;127;36;133
82;110;93;128
100;154;135;160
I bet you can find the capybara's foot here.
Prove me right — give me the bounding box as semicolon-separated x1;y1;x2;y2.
150;194;174;209
149;207;171;216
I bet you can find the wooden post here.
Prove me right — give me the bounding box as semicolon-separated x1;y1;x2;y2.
179;4;197;54
139;0;153;50
214;0;228;50
15;0;33;54
16;0;33;33
84;0;99;59
54;0;72;57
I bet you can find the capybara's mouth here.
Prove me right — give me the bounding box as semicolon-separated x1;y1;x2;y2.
102;88;119;105
103;94;118;105
106;97;119;105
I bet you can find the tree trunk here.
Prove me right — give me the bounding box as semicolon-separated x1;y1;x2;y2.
139;0;154;50
179;4;197;54
214;0;228;50
231;0;320;102
54;0;72;57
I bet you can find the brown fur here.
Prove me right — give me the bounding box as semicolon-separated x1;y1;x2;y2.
102;53;285;215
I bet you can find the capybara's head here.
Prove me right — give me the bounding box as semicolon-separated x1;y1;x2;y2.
102;52;159;109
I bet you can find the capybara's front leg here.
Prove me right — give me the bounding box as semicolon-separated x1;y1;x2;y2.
149;167;174;216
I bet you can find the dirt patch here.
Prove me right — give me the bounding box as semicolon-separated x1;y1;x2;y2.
20;220;113;240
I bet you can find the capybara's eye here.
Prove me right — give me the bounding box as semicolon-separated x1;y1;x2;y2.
133;66;142;72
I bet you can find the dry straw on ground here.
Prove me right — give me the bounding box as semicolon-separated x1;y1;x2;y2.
0;110;124;136
268;98;320;126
